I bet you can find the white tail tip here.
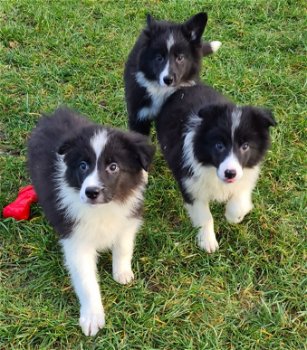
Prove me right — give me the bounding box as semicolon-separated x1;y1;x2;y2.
210;41;222;53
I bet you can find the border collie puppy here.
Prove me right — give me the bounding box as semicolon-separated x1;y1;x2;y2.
124;12;221;135
28;108;155;336
156;84;276;253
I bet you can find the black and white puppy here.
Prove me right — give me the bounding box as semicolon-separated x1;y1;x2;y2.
156;84;276;253
28;108;155;336
124;12;221;135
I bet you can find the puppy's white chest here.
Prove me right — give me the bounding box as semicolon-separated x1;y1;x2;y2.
136;71;176;120
184;166;260;203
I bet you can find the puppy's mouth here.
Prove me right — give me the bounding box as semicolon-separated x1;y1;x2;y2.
85;197;113;205
223;178;237;184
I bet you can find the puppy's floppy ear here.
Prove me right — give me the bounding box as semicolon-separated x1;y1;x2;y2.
183;12;208;43
127;132;155;171
198;104;228;120
58;137;76;155
250;107;277;128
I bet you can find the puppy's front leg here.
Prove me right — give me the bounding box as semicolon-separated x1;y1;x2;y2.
112;220;140;285
225;190;253;224
61;239;105;336
186;200;219;253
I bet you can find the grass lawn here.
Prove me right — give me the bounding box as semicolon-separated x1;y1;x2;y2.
0;0;306;349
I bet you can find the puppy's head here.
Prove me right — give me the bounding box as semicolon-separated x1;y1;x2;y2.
58;127;155;205
139;12;210;87
194;104;276;183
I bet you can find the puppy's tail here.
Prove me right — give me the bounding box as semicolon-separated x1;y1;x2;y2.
202;41;222;56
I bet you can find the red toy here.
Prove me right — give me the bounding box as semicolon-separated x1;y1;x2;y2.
2;185;38;221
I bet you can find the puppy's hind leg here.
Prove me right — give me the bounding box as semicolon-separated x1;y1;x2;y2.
186;200;219;253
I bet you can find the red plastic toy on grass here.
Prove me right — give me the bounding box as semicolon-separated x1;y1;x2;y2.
2;185;38;221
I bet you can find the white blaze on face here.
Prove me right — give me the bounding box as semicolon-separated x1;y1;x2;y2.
80;130;108;203
159;33;174;87
166;33;174;51
231;107;242;140
217;151;243;183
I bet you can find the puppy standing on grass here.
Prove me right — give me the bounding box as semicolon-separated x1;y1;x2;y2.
124;12;221;135
156;84;276;253
28;108;155;336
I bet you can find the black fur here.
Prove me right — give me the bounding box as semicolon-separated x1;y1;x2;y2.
155;84;276;203
28;108;155;238
124;12;217;135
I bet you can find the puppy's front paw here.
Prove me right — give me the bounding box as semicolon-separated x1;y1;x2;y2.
225;211;244;224
225;200;253;224
113;270;134;285
79;307;105;336
197;231;219;253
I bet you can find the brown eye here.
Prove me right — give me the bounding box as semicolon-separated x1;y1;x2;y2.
107;162;118;173
176;54;184;63
241;142;249;151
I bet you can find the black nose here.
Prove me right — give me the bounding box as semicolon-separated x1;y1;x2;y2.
225;169;236;179
85;186;101;200
163;75;173;86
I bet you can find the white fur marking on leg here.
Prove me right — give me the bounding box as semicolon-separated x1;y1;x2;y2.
112;220;140;284
186;201;219;253
61;238;105;336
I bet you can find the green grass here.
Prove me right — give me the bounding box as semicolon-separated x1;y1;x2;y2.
0;0;306;349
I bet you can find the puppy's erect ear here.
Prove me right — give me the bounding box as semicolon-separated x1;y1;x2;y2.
250;107;277;128
126;132;155;171
183;12;208;43
144;14;156;38
146;14;154;27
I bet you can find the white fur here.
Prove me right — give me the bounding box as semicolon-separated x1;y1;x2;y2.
80;169;102;203
135;72;196;121
80;131;108;203
90;130;108;159
210;40;222;53
55;155;147;336
136;71;176;120
217;151;243;182
159;60;170;87
182;122;260;253
166;33;174;51
231;108;242;140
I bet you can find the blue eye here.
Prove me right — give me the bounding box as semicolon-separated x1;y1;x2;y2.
79;161;89;172
215;143;225;152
